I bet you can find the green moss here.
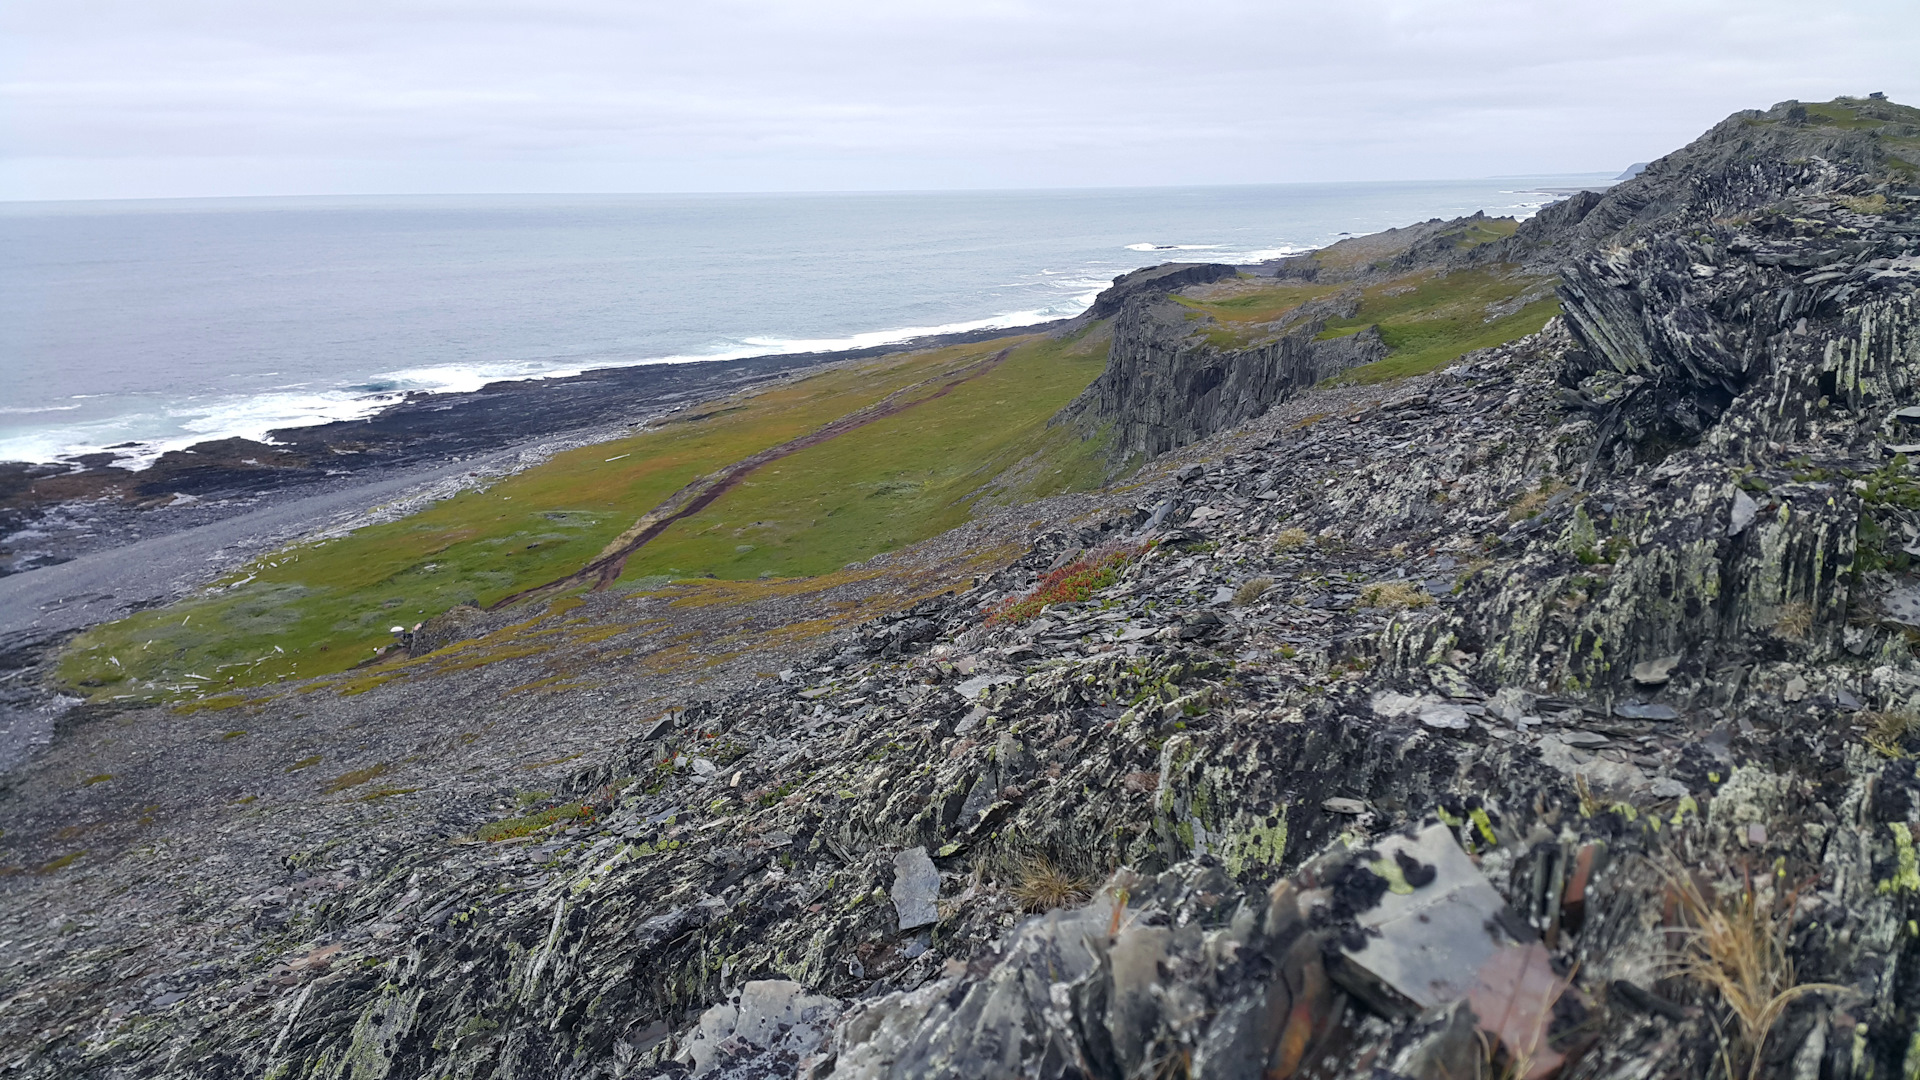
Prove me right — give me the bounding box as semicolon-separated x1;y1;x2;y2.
1224;811;1288;878
1468;807;1499;848
320;763;389;795
1170;282;1346;348
35;851;86;874
476;803;591;843
455;1016;499;1039
1368;854;1416;895
620;329;1113;585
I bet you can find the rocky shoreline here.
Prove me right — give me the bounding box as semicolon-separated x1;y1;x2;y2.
0;323;1070;774
0;322;1063;581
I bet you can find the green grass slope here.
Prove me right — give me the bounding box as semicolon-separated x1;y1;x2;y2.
622;329;1112;582
58;330;1111;702
1318;266;1559;384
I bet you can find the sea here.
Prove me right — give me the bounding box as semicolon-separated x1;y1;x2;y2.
0;178;1608;468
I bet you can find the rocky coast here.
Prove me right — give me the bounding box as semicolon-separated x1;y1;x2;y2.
2;95;1919;1080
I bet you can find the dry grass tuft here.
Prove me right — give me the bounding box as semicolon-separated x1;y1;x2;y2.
320;763;390;794
1011;857;1094;913
1357;581;1434;610
1863;709;1919;758
1664;865;1850;1080
1506;480;1567;522
1772;602;1813;640
1272;528;1311;553
1233;576;1274;607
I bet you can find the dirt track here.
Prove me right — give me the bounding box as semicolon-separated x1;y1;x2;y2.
491;347;1017;607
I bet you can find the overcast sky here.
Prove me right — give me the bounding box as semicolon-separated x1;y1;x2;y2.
2;0;1915;201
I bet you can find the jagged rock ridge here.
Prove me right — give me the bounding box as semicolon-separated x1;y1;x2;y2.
2;96;1919;1080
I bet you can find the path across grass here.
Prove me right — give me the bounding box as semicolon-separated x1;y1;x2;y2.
57;328;1113;702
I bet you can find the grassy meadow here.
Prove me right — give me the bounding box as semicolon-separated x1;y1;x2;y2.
58;328;1112;702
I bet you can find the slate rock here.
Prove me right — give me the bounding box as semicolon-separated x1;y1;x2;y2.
1328;822;1511;1016
1630;655;1680;685
680;980;842;1078
890;847;941;931
1727;489;1758;537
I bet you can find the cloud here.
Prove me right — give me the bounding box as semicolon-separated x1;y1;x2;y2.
1;0;1915;198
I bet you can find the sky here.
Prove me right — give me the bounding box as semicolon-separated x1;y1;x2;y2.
1;0;1916;201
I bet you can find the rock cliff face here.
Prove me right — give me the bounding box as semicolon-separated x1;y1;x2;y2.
1058;200;1576;468
5;97;1920;1080
1058;291;1385;461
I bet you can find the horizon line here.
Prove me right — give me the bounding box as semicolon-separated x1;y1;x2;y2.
0;171;1627;208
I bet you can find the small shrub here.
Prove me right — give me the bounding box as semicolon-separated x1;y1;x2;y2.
987;543;1151;626
1507;491;1548;521
1233;577;1274;607
1357;582;1433;610
1010;857;1094;913
1272;528;1311;553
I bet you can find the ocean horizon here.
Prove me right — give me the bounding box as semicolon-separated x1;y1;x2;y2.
0;177;1609;469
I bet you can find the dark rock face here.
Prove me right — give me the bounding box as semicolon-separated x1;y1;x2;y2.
1085;263;1243;319
1058;293;1386;462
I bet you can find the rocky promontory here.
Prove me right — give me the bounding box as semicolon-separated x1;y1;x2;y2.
2;96;1919;1080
